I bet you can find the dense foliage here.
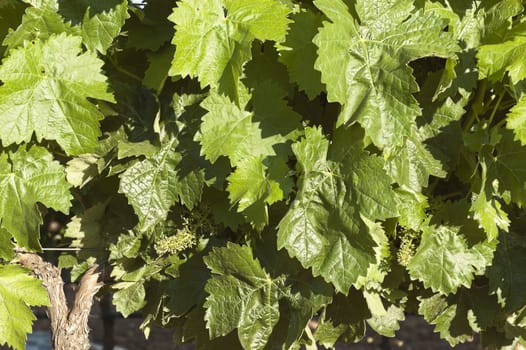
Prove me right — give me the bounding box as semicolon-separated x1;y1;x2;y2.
1;0;526;349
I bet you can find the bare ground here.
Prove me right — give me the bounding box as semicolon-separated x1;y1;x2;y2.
23;313;482;350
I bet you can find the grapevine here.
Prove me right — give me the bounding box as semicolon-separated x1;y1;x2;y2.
0;1;526;349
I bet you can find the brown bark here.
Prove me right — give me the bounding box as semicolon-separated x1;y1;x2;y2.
18;253;103;350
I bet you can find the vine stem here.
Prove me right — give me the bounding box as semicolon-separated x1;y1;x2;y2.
463;80;487;131
108;55;142;82
427;176;440;194
438;191;463;201
493;117;507;130
487;91;505;127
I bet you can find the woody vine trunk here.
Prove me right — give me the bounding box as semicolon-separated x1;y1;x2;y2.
18;254;101;350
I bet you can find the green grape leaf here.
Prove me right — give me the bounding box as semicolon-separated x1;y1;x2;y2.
65;154;99;188
208;188;246;230
354;219;390;289
64;202;107;255
315;290;370;346
78;0;129;54
278;127;398;293
469;144;511;241
227;156;292;228
168;0;291;102
465;285;502;331
117;140;158;160
487;130;526;206
126;0;174;51
19;0;58;10
418;294;473;346
196;91;275;166
0;0;27;56
119;140;204;232
395;188;428;231
408;226;480;295
251;81;303;144
204;239;332;349
0;146;71;250
419;95;467;140
279;9;324;99
275;273;333;349
112;281;147;318
168;253;210;317
507;96;526;145
471;191;509;242
197;81;301;170
367;304;405;337
325;127;399;221
0;265;49;350
243;43;290;92
2;2;526;348
0;228;14;260
143;46;175;93
430;199;497;274
109;232;142;260
315;321;362;348
355;0;413;29
313;0;458;148
478;22;526;84
2;7;80;50
4;0;128;54
385;133;446;191
478;0;524;45
182;307;244;350
204;243;282;350
0;34;114;155
486;232;526;311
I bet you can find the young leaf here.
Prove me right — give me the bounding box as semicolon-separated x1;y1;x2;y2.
197;79;302;172
0;34;114;155
0;265;49;350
